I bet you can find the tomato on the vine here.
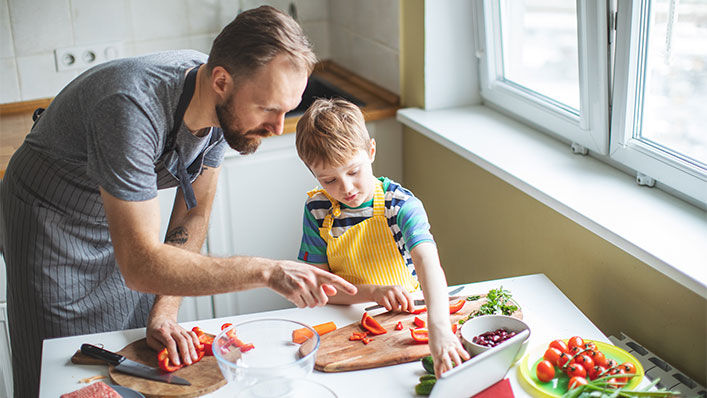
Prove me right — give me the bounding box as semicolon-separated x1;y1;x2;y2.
587;350;607;368
582;342;597;351
568;376;588;390
621;362;637;376
567;336;584;350
587;365;607;380
569;346;583;356
543;348;562;367
549;339;569;354
566;363;587;379
558;352;572;368
536;360;555;383
605;359;619;369
610;367;628;384
573;354;594;370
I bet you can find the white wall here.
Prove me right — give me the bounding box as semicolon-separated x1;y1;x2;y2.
0;0;331;103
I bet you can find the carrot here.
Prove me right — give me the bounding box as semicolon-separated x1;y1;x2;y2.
292;321;337;344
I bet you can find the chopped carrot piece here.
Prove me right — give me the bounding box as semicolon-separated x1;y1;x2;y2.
292;321;337;344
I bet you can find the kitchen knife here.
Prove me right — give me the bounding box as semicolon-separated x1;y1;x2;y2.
80;343;191;386
363;285;465;311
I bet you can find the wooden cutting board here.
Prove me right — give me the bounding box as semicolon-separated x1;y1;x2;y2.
315;294;522;372
72;338;225;398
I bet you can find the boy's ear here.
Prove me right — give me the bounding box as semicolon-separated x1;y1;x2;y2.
369;138;377;162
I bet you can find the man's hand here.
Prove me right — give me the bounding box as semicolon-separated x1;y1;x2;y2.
146;315;202;367
268;260;357;307
371;285;415;312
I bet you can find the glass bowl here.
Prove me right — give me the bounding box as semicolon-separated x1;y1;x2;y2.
237;378;338;398
213;318;320;393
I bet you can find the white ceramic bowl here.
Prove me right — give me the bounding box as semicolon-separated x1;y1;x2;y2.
213;318;320;394
460;315;530;360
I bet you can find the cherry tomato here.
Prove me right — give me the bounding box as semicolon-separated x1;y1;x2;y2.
549;339;569;354
569;346;583;356
567;336;584;350
621;362;637;377
536;360;555;383
558;352;572;368
568;376;588;390
588;365;607;380
582;342;597;351
573;354;594;370
566;363;587;379
588;350;607;368
611;367;628;384
607;377;621;388
543;348;562;367
605;359;619;369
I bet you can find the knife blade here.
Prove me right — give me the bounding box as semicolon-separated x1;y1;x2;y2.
80;343;191;386
363;285;465;312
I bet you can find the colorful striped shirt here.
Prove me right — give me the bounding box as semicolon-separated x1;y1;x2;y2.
298;177;435;277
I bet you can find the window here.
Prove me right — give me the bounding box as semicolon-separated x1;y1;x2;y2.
477;0;707;205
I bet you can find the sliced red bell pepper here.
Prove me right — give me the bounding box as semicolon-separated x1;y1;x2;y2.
449;299;465;314
410;306;427;315
361;312;387;335
413;316;426;328
192;326;214;356
349;331;369;341
395;321;404;330
451;323;458;334
410;328;429;344
157;348;183;372
239;343;255;352
362;337;372;345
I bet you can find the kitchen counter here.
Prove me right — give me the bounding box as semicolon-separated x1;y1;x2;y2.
39;273;651;397
0;60;399;178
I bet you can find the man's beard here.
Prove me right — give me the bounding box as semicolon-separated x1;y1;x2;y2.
215;94;270;155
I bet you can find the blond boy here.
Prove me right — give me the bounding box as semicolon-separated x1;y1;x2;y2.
295;98;470;375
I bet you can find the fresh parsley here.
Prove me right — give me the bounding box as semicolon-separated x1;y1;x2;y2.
466;287;518;320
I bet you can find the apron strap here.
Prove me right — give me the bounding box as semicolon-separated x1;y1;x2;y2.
170;65;201;210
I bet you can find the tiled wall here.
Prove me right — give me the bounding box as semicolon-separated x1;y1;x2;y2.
0;0;333;104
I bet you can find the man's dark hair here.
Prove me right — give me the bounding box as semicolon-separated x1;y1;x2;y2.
207;6;317;81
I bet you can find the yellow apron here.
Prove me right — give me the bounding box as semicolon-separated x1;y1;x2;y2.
308;181;419;292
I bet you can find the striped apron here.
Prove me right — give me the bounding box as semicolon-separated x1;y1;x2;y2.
312;181;419;292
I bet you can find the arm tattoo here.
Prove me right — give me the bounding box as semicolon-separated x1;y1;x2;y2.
165;226;189;245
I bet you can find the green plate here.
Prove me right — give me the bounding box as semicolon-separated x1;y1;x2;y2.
517;339;644;398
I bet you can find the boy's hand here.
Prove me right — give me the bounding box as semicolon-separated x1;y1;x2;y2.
429;325;470;377
267;260;357;308
371;285;415;312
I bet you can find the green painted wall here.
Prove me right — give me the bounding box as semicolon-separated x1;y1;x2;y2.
399;1;706;386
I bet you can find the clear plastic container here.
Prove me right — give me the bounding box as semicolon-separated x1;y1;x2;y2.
237;378;338;398
213;318;320;394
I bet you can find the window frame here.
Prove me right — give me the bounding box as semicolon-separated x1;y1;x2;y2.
477;0;610;155
610;0;707;204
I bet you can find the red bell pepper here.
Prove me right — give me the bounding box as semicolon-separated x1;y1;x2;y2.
449;299;465;314
452;323;458;334
157;348;183;372
395;321;404;330
349;331;369;341
410;328;429;344
362;337;372;345
410;307;427;315
192;326;214;356
361;312;387;335
413;316;426;328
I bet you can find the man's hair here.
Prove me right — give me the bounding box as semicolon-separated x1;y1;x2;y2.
296;98;371;168
207;6;316;80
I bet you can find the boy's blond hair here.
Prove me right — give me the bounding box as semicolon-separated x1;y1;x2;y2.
295;98;372;168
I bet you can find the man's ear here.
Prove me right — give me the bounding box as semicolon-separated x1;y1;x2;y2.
210;66;232;100
369;138;377;162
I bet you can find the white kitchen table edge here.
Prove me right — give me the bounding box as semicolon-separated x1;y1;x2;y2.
41;274;632;397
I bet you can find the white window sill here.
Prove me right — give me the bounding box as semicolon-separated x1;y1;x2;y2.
397;105;707;299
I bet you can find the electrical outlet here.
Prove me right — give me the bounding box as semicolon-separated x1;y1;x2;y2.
54;42;123;72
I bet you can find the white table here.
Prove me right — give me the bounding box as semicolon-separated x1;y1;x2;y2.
40;273;620;397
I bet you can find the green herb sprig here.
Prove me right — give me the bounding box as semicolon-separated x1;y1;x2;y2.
458;287;519;324
561;374;681;398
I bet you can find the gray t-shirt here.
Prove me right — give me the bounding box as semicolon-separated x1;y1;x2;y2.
26;49;227;201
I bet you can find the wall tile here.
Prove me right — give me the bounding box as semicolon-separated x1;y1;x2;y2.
189;33;217;55
129;0;190;42
186;0;221;35
355;0;398;51
71;0;132;45
293;0;328;22
9;0;73;56
16;53;77;100
329;0;354;30
0;57;20;103
0;0;14;58
131;37;192;57
216;0;241;28
300;20;329;60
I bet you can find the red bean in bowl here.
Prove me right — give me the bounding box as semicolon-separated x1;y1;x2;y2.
471;328;517;347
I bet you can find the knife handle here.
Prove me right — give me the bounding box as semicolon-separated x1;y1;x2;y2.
81;344;124;366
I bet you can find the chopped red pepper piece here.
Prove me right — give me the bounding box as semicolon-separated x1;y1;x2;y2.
451;323;458;334
395;321;403;330
239;343;255;352
361;312;387;335
362;337;372;345
410;307;427;315
192;326;214;356
449;299;465;314
157;348;183;372
349;331;369;341
413;316;426;328
410;328;429;344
